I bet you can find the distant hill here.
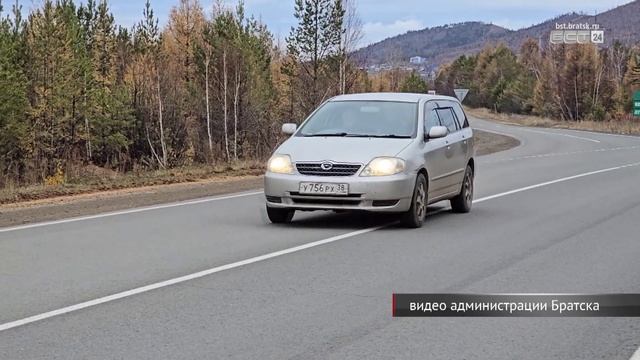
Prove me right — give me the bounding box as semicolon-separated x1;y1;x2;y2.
354;0;640;68
355;22;511;67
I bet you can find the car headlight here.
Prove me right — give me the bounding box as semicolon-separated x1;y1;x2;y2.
267;154;294;174
360;157;405;176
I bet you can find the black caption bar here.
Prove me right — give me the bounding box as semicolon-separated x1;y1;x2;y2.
392;294;640;317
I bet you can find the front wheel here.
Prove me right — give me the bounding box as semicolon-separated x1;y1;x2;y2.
450;165;474;213
266;206;295;224
400;174;428;228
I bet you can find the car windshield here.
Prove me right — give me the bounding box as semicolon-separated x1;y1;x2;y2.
298;101;418;138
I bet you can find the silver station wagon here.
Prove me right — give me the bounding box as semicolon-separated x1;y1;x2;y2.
264;93;475;228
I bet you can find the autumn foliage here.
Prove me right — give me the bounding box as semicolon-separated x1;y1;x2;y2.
0;0;352;187
436;40;640;121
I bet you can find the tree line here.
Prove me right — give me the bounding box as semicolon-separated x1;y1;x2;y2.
3;0;639;188
0;0;365;187
435;39;640;121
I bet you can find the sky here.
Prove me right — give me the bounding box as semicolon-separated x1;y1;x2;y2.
7;0;635;46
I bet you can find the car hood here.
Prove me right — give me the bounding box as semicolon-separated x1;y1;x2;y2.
276;136;413;164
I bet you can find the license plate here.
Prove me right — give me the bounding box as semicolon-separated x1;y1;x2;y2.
299;182;349;195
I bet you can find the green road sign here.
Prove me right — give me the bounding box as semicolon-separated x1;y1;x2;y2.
635;91;640;117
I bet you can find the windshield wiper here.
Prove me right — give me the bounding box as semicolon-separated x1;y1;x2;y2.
345;134;412;138
303;133;411;138
303;132;349;137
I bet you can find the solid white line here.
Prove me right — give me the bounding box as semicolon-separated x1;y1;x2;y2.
519;128;601;143
0;224;388;332
482;145;640;164
630;345;640;360
550;127;640;141
0;190;265;233
1;162;639;332
474;162;640;203
474;117;640;141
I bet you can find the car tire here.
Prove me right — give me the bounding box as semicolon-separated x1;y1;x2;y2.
400;173;428;228
451;165;474;213
266;206;295;224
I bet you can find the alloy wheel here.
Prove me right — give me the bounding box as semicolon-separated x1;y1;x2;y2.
463;171;473;208
415;182;427;220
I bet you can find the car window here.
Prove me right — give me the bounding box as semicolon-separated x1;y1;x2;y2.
424;103;440;135
435;108;458;133
451;102;469;128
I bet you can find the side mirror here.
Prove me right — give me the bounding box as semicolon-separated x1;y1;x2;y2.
281;123;297;135
427;126;448;140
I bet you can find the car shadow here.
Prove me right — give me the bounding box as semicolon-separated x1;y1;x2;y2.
282;204;453;230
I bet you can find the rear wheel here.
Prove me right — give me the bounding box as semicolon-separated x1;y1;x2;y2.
400;174;427;228
266;206;295;224
451;165;474;213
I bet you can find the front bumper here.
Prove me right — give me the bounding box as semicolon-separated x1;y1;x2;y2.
264;172;415;212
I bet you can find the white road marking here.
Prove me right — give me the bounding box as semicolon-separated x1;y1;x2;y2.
473;117;640;141
1;161;639;332
474;162;640;203
630;345;640;360
0;190;265;233
473;118;600;143
545;127;640;141
482;145;640;164
517;128;601;143
0;225;389;332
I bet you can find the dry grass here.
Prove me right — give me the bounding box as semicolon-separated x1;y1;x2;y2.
0;161;265;205
465;107;640;136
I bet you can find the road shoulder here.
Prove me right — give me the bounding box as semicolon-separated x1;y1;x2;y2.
0;176;263;228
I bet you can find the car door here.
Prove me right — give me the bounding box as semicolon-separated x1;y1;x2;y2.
434;106;467;194
422;101;450;200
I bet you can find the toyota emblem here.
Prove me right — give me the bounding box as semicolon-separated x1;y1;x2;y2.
320;162;333;171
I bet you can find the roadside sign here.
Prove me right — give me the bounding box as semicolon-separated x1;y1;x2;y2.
634;91;640;117
454;88;469;102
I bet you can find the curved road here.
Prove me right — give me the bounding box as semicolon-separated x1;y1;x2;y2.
1;117;640;359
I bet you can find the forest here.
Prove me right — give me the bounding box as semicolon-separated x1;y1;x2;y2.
1;0;639;189
0;0;370;187
435;40;640;121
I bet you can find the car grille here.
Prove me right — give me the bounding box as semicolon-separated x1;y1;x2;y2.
295;163;361;176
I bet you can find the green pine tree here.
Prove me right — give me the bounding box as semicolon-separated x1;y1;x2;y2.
0;0;30;185
286;0;344;115
84;0;134;168
400;71;428;93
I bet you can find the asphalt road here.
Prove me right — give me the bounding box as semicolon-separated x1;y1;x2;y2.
2;117;640;359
